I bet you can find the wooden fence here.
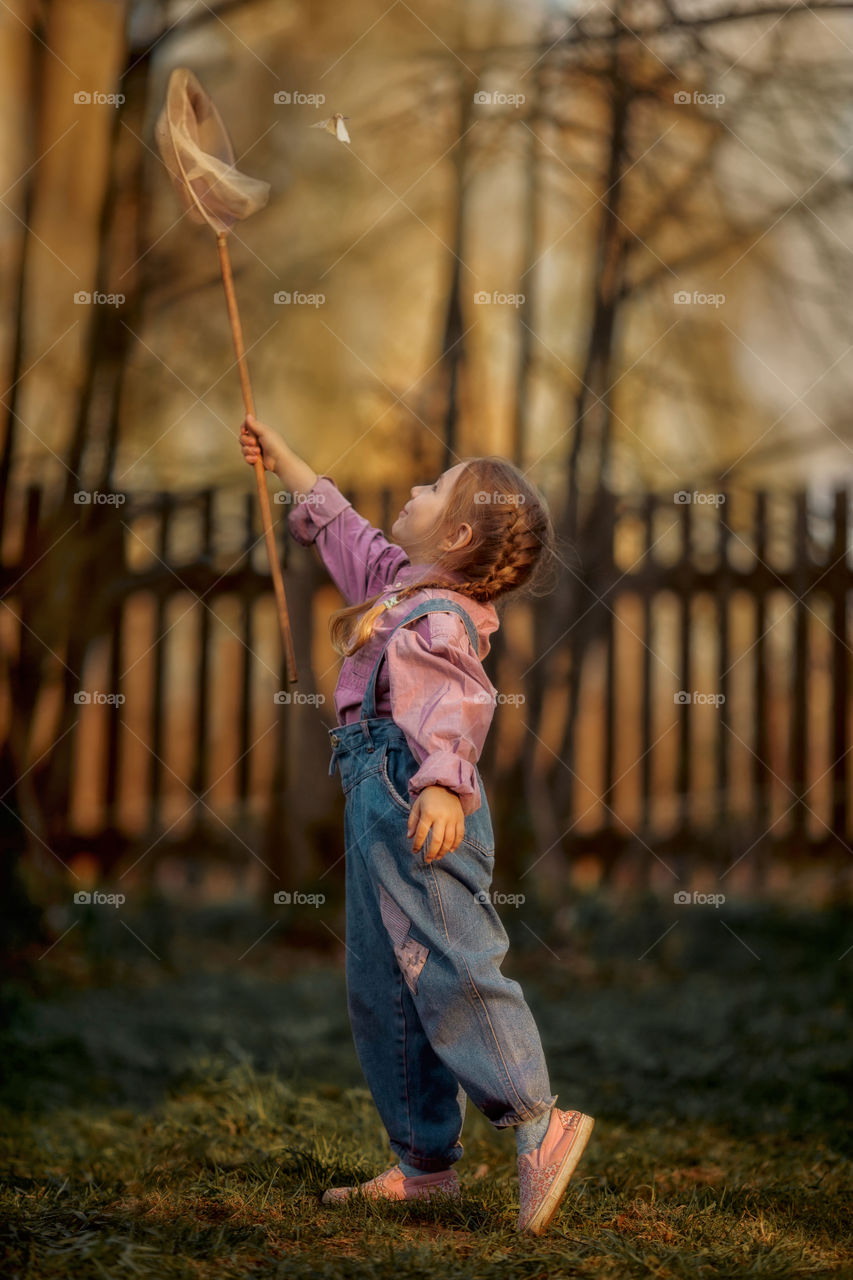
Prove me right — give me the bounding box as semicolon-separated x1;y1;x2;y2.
523;485;852;889
1;478;850;890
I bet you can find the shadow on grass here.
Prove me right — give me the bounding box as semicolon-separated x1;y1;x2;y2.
1;891;850;1277
3;893;849;1143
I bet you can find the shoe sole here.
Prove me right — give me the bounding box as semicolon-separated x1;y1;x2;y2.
521;1113;595;1235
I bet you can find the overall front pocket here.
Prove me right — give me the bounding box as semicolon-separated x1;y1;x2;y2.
379;741;414;813
459;775;496;858
381;745;496;859
337;750;385;797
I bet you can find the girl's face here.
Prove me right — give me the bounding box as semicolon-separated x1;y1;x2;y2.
391;461;469;561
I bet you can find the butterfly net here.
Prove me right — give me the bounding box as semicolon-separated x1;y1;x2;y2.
154;67;270;235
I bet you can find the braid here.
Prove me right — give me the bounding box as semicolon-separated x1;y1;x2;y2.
328;458;554;657
465;500;549;602
392;506;539;605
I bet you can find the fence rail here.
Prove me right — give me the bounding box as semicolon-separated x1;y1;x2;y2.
1;478;851;886
569;488;851;853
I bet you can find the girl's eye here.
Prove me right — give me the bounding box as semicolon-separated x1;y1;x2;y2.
432;482;438;491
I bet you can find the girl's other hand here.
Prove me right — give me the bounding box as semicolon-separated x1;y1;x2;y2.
240;413;285;474
407;786;465;862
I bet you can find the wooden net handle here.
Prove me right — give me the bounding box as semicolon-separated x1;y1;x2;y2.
217;231;298;685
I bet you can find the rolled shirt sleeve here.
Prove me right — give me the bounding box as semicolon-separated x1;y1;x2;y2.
286;475;409;604
386;612;497;815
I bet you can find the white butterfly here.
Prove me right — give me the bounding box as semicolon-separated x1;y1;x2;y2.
310;112;351;144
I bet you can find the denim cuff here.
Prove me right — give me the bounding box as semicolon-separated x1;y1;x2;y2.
388;1140;464;1171
490;1094;559;1128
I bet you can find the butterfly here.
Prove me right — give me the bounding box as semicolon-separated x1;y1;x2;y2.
310;113;351;144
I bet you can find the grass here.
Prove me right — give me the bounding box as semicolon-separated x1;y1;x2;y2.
1;890;851;1279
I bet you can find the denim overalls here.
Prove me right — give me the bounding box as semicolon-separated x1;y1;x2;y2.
328;598;556;1173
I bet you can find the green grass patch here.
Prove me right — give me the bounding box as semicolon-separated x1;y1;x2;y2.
1;892;850;1278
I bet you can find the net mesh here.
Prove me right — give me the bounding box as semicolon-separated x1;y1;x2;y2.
155;67;270;234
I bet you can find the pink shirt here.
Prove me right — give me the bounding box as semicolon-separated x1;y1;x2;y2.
287;476;500;814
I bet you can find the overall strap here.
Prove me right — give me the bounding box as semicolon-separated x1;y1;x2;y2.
359;597;480;723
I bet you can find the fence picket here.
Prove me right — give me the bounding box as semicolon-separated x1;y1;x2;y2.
791;491;809;840
1;478;850;882
830;490;849;843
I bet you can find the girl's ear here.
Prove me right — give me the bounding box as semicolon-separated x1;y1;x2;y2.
441;522;473;552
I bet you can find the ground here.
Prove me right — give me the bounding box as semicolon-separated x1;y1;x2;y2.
1;890;850;1278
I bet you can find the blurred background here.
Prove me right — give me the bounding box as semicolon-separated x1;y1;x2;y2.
2;0;852;917
1;3;852;1274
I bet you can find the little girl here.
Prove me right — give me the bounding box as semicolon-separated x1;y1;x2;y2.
241;414;594;1234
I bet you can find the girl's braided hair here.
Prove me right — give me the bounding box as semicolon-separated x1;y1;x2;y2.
329;456;555;657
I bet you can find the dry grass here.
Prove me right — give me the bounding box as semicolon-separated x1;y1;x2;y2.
1;891;850;1279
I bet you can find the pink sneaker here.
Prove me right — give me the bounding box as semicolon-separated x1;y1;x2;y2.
516;1108;595;1234
321;1164;461;1206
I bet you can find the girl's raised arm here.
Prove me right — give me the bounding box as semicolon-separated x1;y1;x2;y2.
240;414;408;604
